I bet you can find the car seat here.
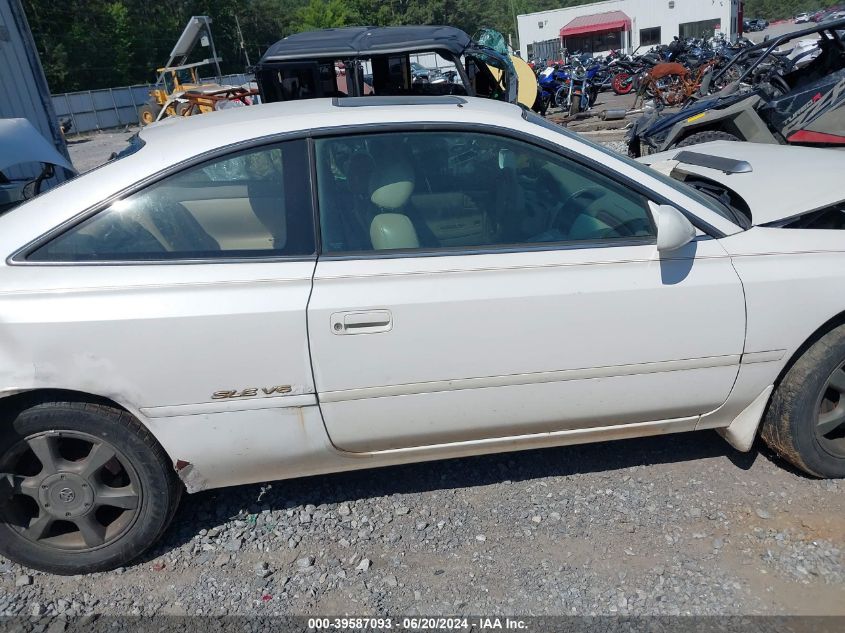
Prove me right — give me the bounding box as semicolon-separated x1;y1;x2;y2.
367;155;420;250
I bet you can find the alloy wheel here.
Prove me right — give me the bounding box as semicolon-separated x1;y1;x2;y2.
816;364;845;458
0;431;141;551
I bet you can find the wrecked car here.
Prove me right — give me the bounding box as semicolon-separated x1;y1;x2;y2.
627;18;845;155
254;25;517;104
3;98;845;576
0;118;75;214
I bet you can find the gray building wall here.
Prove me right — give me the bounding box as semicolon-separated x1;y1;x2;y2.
0;0;69;181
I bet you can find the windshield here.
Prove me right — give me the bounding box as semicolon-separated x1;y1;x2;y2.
522;110;746;228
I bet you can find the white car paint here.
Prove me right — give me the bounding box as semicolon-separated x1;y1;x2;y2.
1;98;844;492
639;141;845;225
310;238;745;452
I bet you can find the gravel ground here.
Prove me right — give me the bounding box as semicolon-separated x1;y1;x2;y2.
10;112;844;619
66;127;139;174
1;433;843;616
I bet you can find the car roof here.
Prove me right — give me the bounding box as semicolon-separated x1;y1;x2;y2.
259;26;470;62
137;96;523;163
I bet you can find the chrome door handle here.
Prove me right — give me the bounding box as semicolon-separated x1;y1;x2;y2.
330;310;393;335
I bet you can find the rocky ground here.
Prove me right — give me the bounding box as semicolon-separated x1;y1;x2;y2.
1;432;843;616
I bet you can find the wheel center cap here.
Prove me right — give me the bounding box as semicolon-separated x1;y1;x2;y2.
58;487;75;503
38;472;95;518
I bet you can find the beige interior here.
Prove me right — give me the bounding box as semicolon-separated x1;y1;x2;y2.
370;213;420;250
410;192;489;246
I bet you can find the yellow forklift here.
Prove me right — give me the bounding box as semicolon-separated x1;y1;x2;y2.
138;16;227;125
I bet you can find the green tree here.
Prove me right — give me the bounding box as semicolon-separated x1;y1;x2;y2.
297;0;351;30
29;0;839;93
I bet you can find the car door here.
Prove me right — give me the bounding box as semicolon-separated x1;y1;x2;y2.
11;139;317;415
307;128;746;453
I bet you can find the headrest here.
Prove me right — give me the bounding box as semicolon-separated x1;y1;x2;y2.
370;213;420;250
369;157;415;210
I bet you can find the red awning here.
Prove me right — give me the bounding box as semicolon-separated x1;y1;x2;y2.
560;11;631;38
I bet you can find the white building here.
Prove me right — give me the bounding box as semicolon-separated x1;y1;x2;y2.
517;0;743;59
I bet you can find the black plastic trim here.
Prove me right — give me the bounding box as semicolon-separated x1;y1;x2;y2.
319;237;658;262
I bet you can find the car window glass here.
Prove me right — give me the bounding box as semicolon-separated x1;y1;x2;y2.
315;131;654;253
523;110;746;227
29;140;315;262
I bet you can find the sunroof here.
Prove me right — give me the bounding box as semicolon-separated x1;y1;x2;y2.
333;96;468;107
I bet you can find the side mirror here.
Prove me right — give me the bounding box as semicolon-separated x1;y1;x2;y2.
653;203;696;253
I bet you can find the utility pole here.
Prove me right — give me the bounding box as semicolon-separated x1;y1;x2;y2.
235;15;251;67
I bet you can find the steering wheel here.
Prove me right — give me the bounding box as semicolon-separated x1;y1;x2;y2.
550;186;608;231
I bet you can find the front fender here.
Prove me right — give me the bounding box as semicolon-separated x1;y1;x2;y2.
658;95;778;150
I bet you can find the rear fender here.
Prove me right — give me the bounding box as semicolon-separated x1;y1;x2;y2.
659;96;778;150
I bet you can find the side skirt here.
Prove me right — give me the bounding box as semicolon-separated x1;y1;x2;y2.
146;406;699;492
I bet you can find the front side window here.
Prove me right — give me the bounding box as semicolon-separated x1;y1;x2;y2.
523;110;747;227
315;131;654;254
29;140;315;262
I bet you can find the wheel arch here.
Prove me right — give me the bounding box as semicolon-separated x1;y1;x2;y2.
714;310;845;453
772;310;845;396
0;388;128;418
660;98;776;150
661;114;744;150
0;388;170;456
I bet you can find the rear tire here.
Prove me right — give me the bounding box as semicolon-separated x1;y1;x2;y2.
0;400;181;574
675;130;740;148
762;324;845;478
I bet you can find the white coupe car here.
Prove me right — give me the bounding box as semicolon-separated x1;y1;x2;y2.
1;96;844;574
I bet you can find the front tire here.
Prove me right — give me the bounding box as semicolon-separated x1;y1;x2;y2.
675;130;740;148
0;400;181;574
762;325;845;478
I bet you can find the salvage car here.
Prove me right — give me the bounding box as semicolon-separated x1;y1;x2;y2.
254;26;516;104
0;118;75;214
627;18;845;155
2;96;845;575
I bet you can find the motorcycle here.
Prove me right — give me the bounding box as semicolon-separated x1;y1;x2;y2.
534;65;569;115
564;63;599;115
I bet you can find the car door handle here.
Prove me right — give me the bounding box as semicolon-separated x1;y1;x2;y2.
330;310;393;335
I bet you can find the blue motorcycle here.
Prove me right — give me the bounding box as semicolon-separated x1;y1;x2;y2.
535;65;569;115
564;63;601;115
